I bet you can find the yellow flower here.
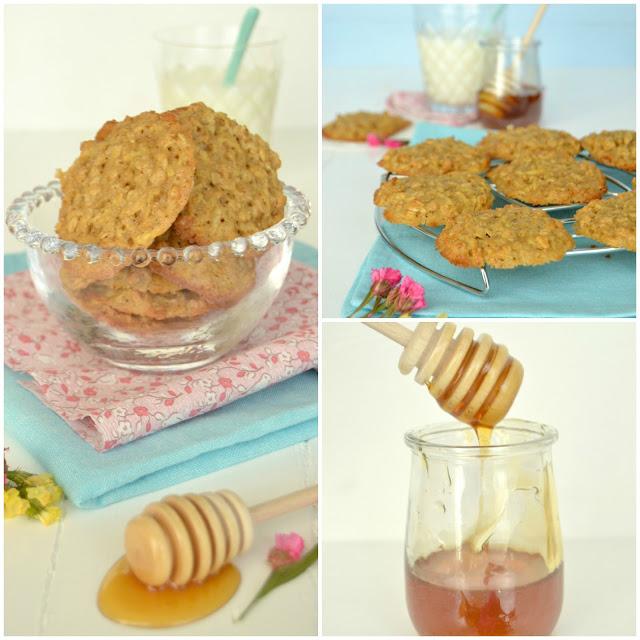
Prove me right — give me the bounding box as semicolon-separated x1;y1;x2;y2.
25;473;55;487
26;485;63;507
4;488;29;519
36;505;63;526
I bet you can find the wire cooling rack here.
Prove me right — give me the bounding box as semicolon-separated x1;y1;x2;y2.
374;160;634;296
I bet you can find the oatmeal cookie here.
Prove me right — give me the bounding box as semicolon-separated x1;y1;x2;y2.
488;156;607;205
378;137;490;176
435;205;575;268
322;111;410;141
59;259;124;291
150;229;256;308
580;130;636;171
56;111;195;248
149;256;256;309
95;267;182;295
574;190;636;251
168;102;285;245
373;173;493;227
478;125;580;161
76;285;211;321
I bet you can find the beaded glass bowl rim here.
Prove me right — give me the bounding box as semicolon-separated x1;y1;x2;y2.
5;181;310;267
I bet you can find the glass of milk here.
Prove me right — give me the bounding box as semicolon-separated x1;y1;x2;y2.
155;25;282;141
414;5;505;117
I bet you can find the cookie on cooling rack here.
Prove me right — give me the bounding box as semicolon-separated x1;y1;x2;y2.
56;111;196;248
322;111;410;141
373;173;493;227
574;190;636;252
378;137;490;176
487;156;607;206
580;130;636;172
478;125;580;161
435;205;575;268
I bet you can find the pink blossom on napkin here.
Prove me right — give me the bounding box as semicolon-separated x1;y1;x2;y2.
5;262;318;452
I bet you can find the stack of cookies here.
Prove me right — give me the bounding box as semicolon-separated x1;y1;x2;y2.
373;124;636;269
56;102;286;329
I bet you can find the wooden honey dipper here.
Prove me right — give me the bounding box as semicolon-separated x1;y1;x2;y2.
364;322;523;427
124;485;318;588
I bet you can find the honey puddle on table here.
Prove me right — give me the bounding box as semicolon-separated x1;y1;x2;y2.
98;557;240;628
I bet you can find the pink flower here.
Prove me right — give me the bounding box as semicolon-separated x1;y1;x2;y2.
366;133;382;147
387;276;427;314
267;532;305;569
370;267;402;297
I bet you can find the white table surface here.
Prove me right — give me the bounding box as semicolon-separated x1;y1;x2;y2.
5;438;317;635
323;537;635;636
4;126;318;635
322;67;636;317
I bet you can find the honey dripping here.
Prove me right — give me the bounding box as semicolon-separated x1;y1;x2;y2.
365;321;524;435
97;486;318;628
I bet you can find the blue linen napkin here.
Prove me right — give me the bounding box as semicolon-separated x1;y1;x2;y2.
4;244;318;509
341;123;636;318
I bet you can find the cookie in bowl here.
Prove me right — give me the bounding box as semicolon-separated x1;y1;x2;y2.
9;102;310;370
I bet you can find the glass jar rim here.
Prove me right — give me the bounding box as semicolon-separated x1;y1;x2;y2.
405;418;557;459
480;37;541;51
5;181;309;266
154;24;283;49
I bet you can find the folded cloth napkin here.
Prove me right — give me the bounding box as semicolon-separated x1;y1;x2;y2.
341;123;636;318
6;257;317;451
4;244;318;508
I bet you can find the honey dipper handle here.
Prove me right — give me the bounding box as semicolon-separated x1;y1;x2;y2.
363;322;412;346
249;485;318;524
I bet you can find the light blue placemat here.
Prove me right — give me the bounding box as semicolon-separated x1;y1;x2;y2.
4;243;318;508
342;123;636;318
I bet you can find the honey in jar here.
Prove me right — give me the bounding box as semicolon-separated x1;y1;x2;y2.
406;546;563;635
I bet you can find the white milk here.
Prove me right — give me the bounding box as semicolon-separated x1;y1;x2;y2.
417;33;485;108
159;65;280;140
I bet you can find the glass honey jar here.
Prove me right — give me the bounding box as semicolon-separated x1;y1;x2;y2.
404;419;563;636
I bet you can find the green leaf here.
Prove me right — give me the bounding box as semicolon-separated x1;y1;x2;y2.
237;544;318;621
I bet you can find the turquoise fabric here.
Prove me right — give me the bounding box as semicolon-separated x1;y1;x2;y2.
4;244;318;508
341;123;635;318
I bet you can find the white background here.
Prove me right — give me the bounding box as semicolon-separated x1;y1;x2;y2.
322;321;636;635
5;4;317;130
323;321;636;542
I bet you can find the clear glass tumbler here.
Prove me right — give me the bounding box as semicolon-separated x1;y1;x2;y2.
478;38;543;129
404;419;563;636
414;5;506;117
155;25;283;140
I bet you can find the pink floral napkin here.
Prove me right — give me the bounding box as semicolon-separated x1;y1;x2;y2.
5;262;317;452
386;91;478;126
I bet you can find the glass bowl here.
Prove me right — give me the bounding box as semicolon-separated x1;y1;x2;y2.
6;181;310;372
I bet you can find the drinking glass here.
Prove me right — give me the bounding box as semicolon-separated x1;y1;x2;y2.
404;419;563;635
414;5;506;117
155;25;283;140
478;38;543;129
